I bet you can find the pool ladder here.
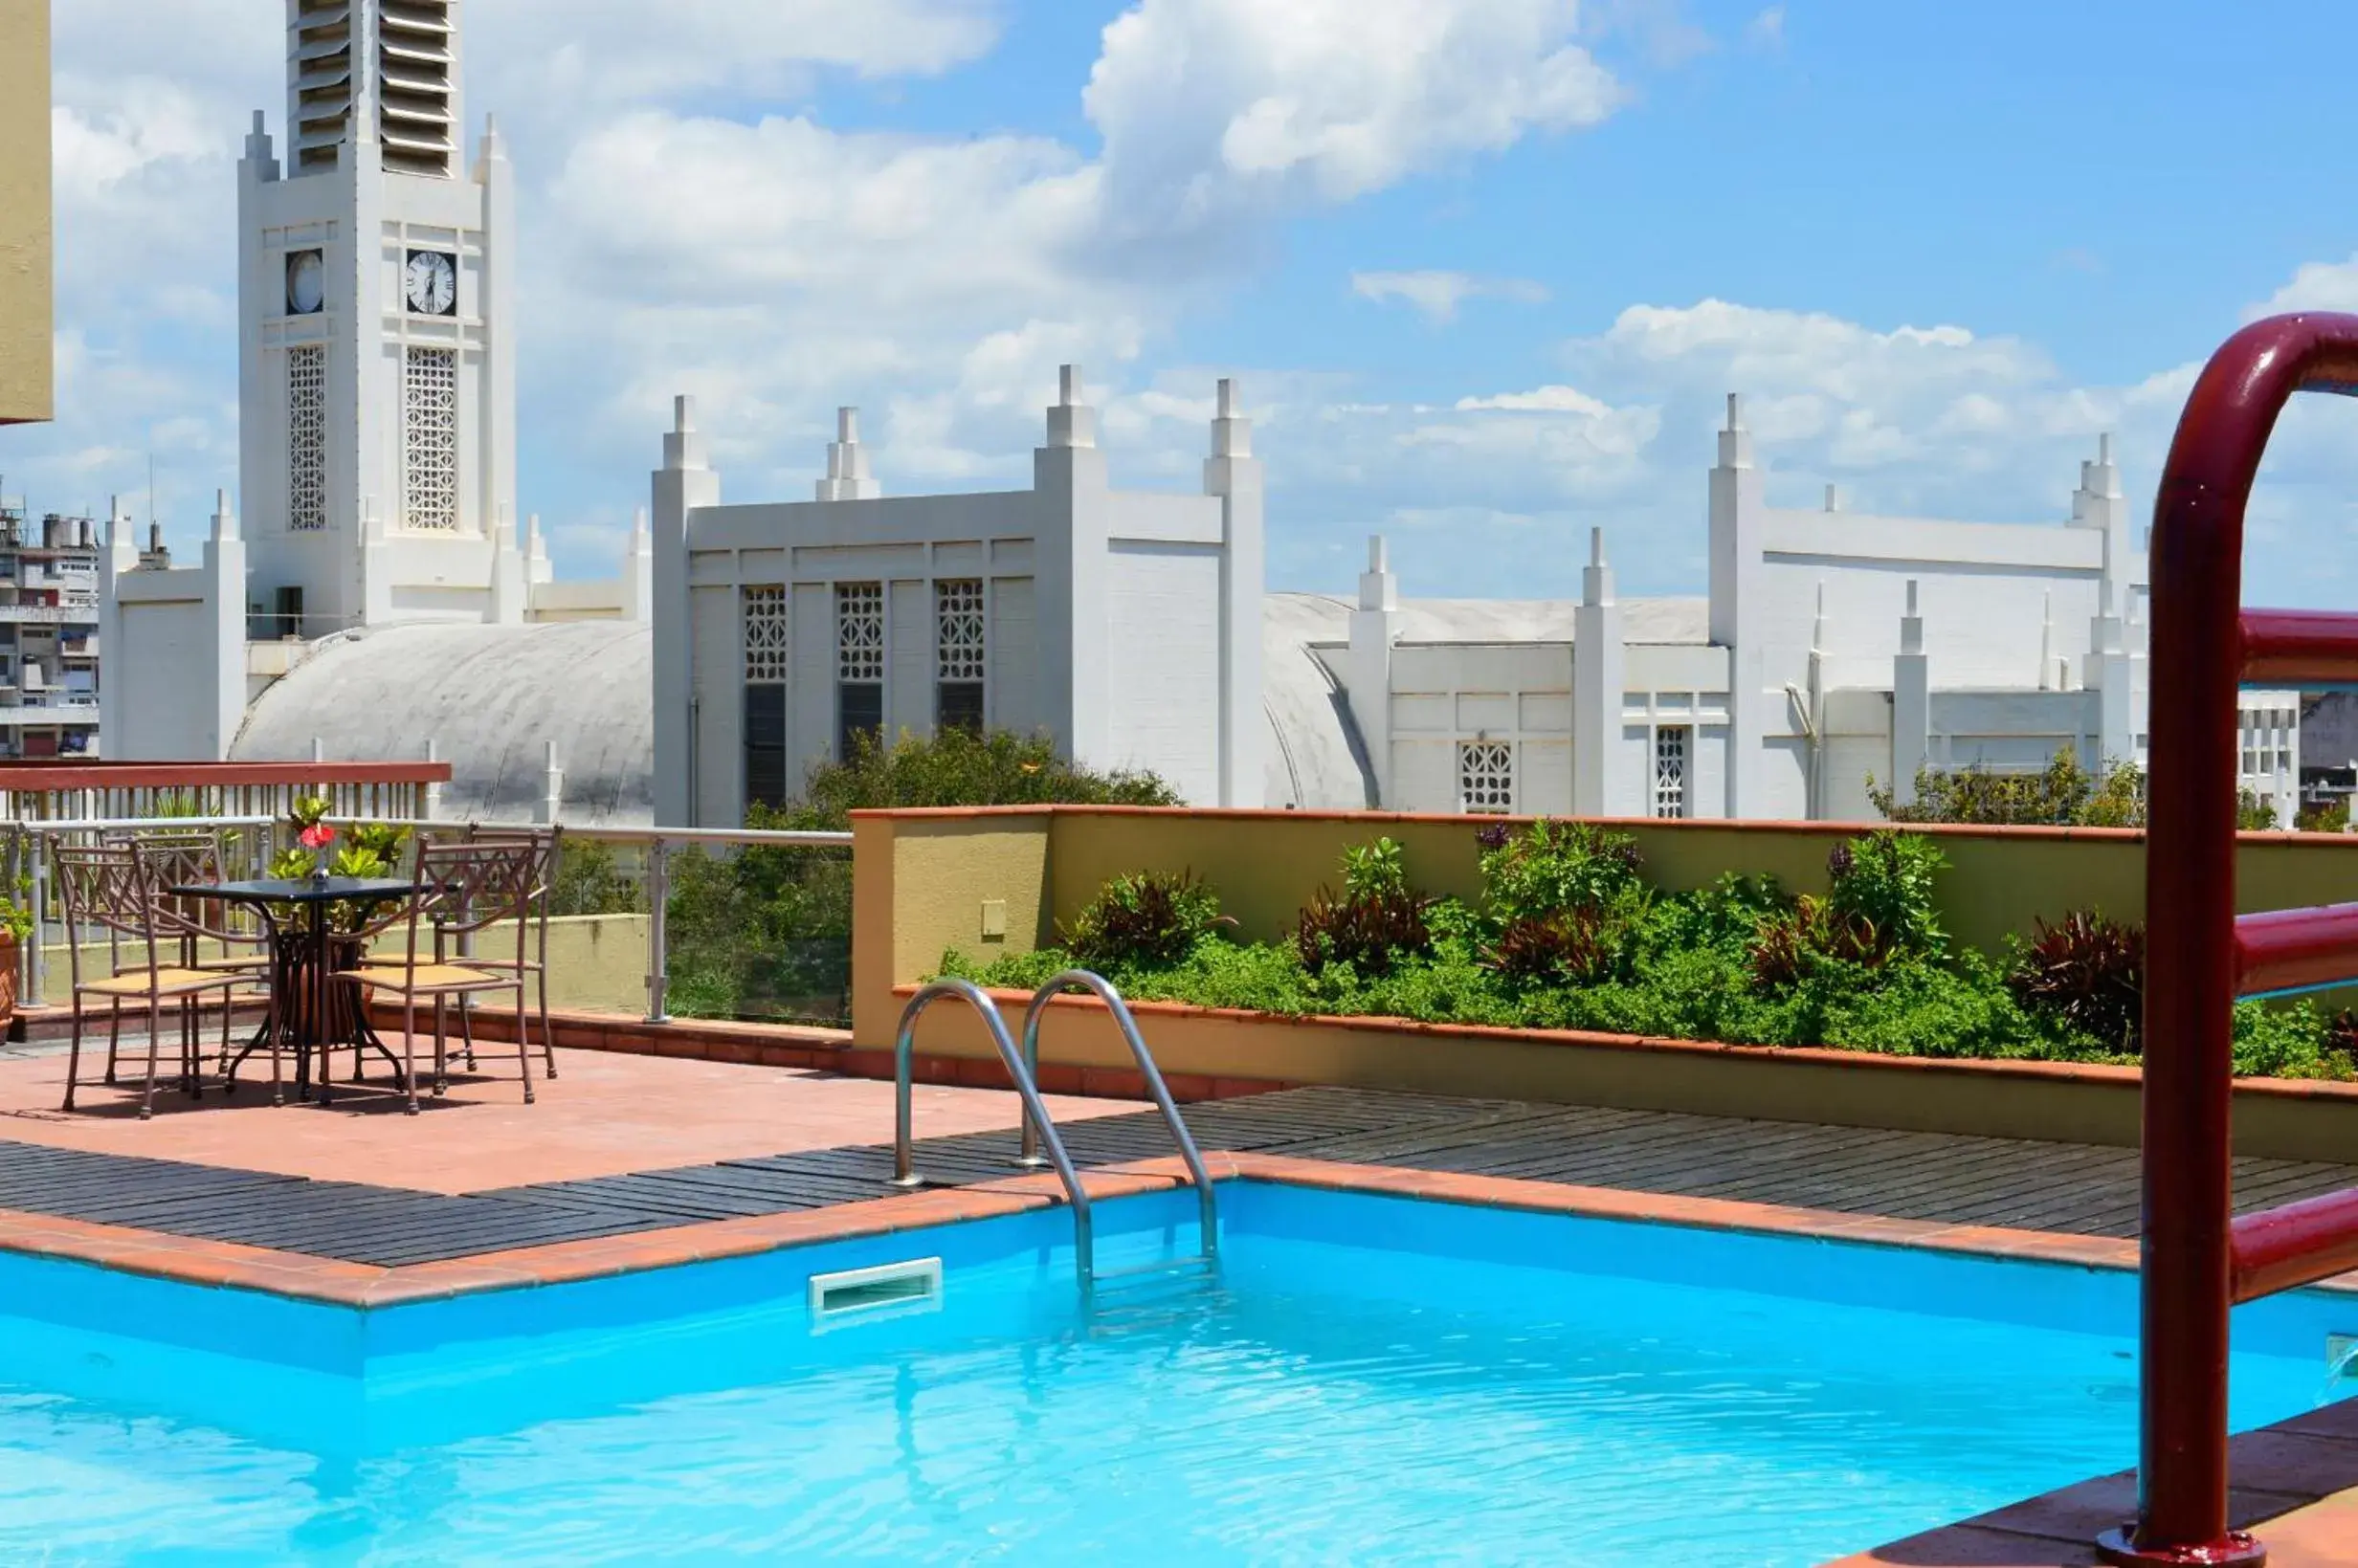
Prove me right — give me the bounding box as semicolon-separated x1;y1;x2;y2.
891;971;1219;1293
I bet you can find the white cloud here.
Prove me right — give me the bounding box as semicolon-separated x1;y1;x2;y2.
1454;384;1612;414
1353;270;1549;322
1746;5;1787;49
1085;0;1621;219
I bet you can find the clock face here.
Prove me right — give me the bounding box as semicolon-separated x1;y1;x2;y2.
404;250;456;317
286;250;324;316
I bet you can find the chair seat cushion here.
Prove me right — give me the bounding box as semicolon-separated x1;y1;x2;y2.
78;967;247;999
348;961;508;993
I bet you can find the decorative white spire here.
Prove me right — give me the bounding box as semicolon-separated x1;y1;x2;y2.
816;406;880;500
1716;391;1753;470
1582;526;1614;608
1901;579;1924;656
1046;364;1098;450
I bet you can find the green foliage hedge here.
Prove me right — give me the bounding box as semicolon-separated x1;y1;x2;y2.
939;823;2357;1081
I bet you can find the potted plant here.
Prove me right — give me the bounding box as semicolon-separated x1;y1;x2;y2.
0;873;31;1027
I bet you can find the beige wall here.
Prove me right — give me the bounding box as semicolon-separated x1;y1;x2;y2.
0;0;52;425
33;914;651;1017
853;806;2358;1043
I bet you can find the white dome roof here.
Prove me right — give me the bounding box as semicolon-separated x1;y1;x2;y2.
231;621;655;826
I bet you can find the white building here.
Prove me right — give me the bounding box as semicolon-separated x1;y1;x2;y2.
0;505;100;759
100;0;655;820
96;0;2298;829
653;372;1262;826
1262;396;2300;825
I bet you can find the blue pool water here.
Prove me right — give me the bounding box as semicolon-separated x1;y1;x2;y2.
0;1182;2351;1566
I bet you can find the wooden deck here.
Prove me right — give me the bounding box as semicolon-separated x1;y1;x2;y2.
0;1087;2351;1268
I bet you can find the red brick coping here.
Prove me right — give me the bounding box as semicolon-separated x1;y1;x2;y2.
0;1150;2351;1563
890;983;2358;1109
395;1001;1299;1104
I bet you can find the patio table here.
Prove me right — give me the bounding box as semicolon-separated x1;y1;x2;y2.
166;877;414;1106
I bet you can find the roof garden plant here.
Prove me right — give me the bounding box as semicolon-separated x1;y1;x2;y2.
936;820;2353;1080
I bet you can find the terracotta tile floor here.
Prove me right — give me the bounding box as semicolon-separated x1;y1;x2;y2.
0;1042;1134;1194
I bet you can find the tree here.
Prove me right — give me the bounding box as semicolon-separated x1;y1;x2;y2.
668;730;1181;1022
1870;753;2280;830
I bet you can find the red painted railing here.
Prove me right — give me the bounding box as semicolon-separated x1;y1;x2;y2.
2102;313;2358;1566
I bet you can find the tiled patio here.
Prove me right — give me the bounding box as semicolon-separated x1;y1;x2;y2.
0;1038;2350;1565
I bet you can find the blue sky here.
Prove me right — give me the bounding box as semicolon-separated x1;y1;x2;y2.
19;0;2358;608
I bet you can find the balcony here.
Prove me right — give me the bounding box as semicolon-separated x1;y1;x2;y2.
0;604;98;626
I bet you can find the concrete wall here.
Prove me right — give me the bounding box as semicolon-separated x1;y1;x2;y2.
850;805;2358;1046
0;0;51;426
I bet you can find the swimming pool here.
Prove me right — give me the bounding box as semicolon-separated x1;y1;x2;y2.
1;1181;2350;1565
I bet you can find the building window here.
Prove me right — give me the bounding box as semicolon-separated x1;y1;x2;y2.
402;346;459;531
743;585;790;807
835;581;884;760
288;345;327;532
1457;740;1514;814
744;585;788;682
1654;725;1690;819
745;686;788;810
935;578;986;734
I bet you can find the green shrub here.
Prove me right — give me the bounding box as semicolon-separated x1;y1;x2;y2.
1824;832;1947;960
550;839;645;917
668;728;1178;1024
2008;910;2144;1054
1476;819;1647;926
1296;838;1435;979
772;726;1179;829
1059;870;1229;971
928;828;2350;1081
1873;753;2280;830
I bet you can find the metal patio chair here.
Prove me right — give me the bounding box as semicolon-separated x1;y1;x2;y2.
54;843;256;1119
441;824;561;1081
345;838;541;1115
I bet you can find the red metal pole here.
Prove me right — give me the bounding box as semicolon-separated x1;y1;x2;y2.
2101;312;2358;1567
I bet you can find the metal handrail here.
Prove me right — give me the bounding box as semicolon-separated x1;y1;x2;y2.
2107;310;2358;1568
1021;969;1217;1262
892;978;1097;1288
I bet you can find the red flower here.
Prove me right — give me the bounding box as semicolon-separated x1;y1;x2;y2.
299;823;335;850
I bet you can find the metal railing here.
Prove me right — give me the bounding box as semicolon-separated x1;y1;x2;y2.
1020;970;1217;1264
343;819;853;1025
11;811;853;1024
892;978;1098;1288
2105;312;2358;1567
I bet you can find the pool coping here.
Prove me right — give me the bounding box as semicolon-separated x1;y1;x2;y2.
0;1148;2350;1310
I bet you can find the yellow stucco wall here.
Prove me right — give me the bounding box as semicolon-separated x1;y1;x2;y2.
856;807;2358;1044
0;0;52;426
852;811;1051;1047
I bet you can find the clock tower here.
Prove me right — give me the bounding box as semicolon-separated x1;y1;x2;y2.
236;0;524;638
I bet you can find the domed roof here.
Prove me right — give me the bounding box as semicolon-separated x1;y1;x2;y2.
231;621;655;825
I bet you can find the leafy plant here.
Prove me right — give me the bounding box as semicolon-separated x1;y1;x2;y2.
549;839;645;917
1873;753;2282;830
2299;799;2351;834
1478;819;1647;927
1295;838;1432;978
1746;894;1882;990
770;726;1180;830
1058;870;1230;972
1824;832;1946;960
0;873;32;946
2008;910;2145;1053
1483;908;1623;987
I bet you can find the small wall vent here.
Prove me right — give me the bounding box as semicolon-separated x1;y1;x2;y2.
810;1257;942;1326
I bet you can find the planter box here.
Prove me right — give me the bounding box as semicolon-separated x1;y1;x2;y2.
893;985;2358;1165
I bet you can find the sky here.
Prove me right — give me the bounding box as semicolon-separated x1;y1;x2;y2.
14;0;2358;607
